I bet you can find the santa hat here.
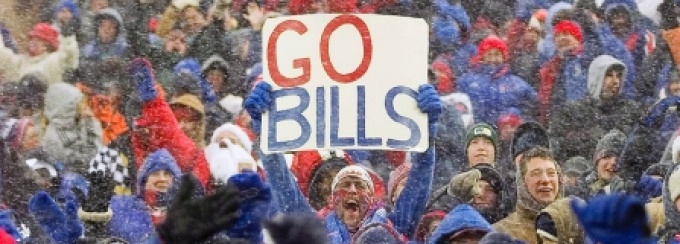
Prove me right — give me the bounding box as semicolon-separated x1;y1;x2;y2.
331;165;374;193
553;20;583;43
210;123;253;153
28;23;59;50
477;35;508;61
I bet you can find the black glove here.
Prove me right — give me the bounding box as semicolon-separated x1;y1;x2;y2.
81;171;115;213
60;20;78;37
157;174;242;244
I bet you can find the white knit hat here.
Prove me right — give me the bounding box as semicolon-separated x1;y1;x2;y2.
331;165;374;193
210;123;253;153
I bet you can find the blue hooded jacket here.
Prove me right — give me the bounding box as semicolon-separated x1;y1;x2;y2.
81;8;128;61
427;204;493;244
109;149;182;243
174;58;219;104
458;65;538;125
601;0;658;68
431;0;477;78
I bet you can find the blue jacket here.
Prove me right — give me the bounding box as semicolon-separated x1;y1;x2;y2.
259;145;436;243
174;58;219;104
601;0;657;68
458;64;538;125
431;0;476;77
427;204;493;244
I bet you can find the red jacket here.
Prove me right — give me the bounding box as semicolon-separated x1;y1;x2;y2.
132;97;211;188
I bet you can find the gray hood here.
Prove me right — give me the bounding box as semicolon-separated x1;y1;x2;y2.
94;8;125;39
587;55;626;100
201;55;230;74
43;83;83;129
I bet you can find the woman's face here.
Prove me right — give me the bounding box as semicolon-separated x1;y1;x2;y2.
28;38;48;56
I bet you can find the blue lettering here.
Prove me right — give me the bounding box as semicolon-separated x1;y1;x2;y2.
330;86;355;147
385;86;420;149
268;87;311;151
357;86;382;146
316;87;325;148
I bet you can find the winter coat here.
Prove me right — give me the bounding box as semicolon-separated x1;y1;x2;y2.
457;64;538;126
636;42;673;104
80;8;129;63
431;0;477;79
169;94;206;148
539;197;584;243
581;172;626;198
131;96;211;187
427;204;493;244
549;55;643;161
601;0;657;68
41;83;103;175
506;18;541;91
259;145;436;242
432;104;466;191
109;149;182;243
0;34;78;85
538;2;574;64
202;55;247;99
76;83;128;145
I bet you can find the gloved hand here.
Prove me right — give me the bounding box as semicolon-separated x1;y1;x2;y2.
80;171;115;213
447;169;482;202
60;19;78;37
129;58;158;102
416;84;442;137
157;174;241;244
570;194;655;244
244;82;273;134
224;171;272;243
643;96;680;129
29;191;83;244
172;0;200;10
633;175;663;200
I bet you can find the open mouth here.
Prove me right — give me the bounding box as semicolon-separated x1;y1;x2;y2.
343;199;360;213
537;187;553;194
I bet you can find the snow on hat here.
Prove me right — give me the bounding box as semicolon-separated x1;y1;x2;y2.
477;35;508;60
210;123;253;153
554;20;583;43
331;165;374;193
28;23;59;50
593;129;626;164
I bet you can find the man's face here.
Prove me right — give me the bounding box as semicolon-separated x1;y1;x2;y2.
596;156;617;182
145;170;173;192
98;19;117;44
467;137;495;167
90;0;109;12
482;49;504;66
206;69;226;92
601;69;622;99
165;29;187;54
56;8;73;24
524;158;559;205
182;8;206;34
472;180;498;210
608;9;631;37
334;176;372;229
554;33;579;54
28;38;48;56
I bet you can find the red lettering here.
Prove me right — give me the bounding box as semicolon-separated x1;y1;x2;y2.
267;20;311;87
320;15;373;84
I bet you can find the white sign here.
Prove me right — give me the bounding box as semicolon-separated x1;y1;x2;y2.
261;14;429;153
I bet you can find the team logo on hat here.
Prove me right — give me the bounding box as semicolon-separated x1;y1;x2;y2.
473;127;493;137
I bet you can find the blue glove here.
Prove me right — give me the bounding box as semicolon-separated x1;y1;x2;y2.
644;96;680;128
244;82;273;135
129;58;158;102
0;23;17;53
0;211;21;241
633;175;663;200
225;171;272;243
571;194;655;244
417;84;442;137
29;191;83;244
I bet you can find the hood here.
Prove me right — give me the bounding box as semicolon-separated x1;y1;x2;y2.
539;197;584;243
290;150;351;198
473;163;510;223
545;2;573;35
428;204;492;244
663;163;680;229
170;94;205;116
511;122;550;160
415;210;448;242
440;93;474;129
44;83;84;128
137;149;182;196
602;0;638;15
94;8;124;37
587;55;626;99
201;55;230;75
53;0;80;22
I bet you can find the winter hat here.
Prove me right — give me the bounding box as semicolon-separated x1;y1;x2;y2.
387;162;411;205
352;223;405;244
553;20;583;43
2;118;32;150
564;156;591;177
291;150;351;197
474;163;503;196
53;0;80;21
264;214;328;244
414;210;447;242
643;163;672;179
479;232;526;244
477;35;508;61
204;135;257;184
210;123;253;152
137;149;182;196
511;122;550;160
465;123;499;153
593;129;626;164
497;111;522;130
28;23;59;50
331;165;374;193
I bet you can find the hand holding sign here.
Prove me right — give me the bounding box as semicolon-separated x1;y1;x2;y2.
416;84;442;136
245;82;273;134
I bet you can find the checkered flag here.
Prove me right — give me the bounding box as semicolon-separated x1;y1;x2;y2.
89;147;130;190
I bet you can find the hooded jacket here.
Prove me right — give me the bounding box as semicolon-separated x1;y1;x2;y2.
550;55;642;161
428;204;493;244
81;8;129;62
169;94;206;148
537;197;584;243
601;0;657;67
41;83;103;175
431;0;477;79
109;148;181;243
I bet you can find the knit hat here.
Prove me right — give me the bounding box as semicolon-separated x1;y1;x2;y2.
352;223;405;244
479;232;526;244
331;165;374;193
553;20;583;43
477;35;508;61
465;123;499;153
387;162;411;205
511;122;550;160
593;129;626;164
564;156;591;177
414;210;447;242
28;23;59;50
1;118;32;150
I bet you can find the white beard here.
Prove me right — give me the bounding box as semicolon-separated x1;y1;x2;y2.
204;139;257;183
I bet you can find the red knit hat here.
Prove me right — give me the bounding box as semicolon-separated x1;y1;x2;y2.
28;23;59;50
477;35;508;61
554;20;583;43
